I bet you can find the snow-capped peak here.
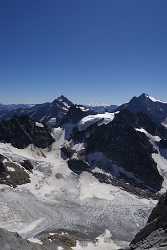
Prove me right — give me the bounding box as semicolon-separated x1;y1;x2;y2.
147;95;167;104
138;93;167;104
142;94;167;104
56;95;73;105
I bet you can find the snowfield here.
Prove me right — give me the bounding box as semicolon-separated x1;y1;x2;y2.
78;112;116;131
0;128;157;248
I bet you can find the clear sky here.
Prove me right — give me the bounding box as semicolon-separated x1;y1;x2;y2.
0;0;167;105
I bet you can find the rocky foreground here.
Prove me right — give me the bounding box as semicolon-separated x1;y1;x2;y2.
123;192;167;250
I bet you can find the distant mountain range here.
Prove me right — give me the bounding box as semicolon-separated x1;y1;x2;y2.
1;93;167;126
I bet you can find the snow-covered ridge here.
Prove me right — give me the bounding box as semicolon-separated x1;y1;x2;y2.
135;128;161;143
147;95;167;104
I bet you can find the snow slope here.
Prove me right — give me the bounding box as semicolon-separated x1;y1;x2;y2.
147;95;167;104
135;127;167;192
0;128;156;248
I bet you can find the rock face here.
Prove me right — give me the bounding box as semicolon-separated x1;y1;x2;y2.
68;159;90;174
0;228;86;250
0;228;43;250
0;116;54;149
60;105;91;125
86;111;163;190
70;110;165;191
128;192;167;250
118;93;167;124
0;154;31;187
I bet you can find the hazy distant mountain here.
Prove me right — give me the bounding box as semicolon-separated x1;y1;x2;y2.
0;104;32;119
85;104;118;114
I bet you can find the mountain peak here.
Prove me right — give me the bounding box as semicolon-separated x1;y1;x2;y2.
138;93;167;103
57;95;67;101
53;95;74;106
139;93;149;98
118;93;167;123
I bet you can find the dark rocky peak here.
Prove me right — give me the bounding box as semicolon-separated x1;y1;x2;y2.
52;95;74;107
136;93;151;101
118;93;167;124
129;93;163;104
24;96;74;124
0;116;54;149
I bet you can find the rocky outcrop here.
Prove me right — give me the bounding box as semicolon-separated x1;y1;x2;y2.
0;116;54;148
60;105;90;125
127;192;167;250
0;228;43;250
68;159;90;174
0;154;31;187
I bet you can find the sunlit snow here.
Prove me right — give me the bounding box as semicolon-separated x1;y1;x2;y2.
0;128;156;248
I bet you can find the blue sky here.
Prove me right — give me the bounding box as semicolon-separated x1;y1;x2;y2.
0;0;167;105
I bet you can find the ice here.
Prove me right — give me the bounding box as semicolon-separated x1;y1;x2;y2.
79;172;118;201
35;122;44;128
28;237;43;245
78;112;115;131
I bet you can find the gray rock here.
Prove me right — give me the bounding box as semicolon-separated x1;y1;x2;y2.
0;228;44;250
